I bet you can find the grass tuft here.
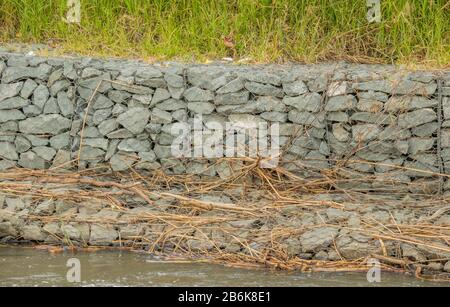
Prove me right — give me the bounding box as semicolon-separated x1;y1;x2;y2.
0;0;448;66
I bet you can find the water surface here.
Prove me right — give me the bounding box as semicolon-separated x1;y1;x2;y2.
0;247;445;287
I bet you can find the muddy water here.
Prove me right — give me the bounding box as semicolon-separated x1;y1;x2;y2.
0;247;445;287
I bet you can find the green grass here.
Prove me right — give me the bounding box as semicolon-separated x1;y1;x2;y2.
0;0;448;67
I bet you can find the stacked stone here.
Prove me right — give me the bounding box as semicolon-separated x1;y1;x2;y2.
0;55;74;170
325;70;441;194
0;52;449;195
442;72;450;196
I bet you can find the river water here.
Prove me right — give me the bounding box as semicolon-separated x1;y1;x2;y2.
0;247;446;287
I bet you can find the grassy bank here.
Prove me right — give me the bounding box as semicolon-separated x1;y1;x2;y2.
0;0;449;66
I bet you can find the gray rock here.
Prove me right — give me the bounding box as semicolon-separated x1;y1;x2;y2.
5;197;26;211
408;138;434;155
392;79;437;95
325;95;356;111
14;136;31;153
255;96;287;112
32;84;49;109
326;208;351;222
0;222;17;237
117;108;151;134
327;112;349;122
443;97;450;120
385;96;438;112
299;227;339;252
168;86;184;99
139;151;156;162
156;98;186;111
43;97;60;114
93;108;112;125
357;90;388;102
118;138;151;152
172;109;188;122
81;67;102;79
111;103;127;116
356;99;383;113
89;224;118;245
110;152;137;171
56;92;74;116
355;149;390;162
150;108;172;124
444;261;450;273
244;82;283;97
401;244;426;262
288;110;325;128
260;111;287;122
106;129;134;139
81;138;109;151
282;93;321;112
184;87;214;102
136;67;163;79
92;94;113;110
352;124;381;141
0;142;18;160
217;78;244;94
80;74;112;93
137;77;166;88
336;233;381;259
20;79;38;99
22;105;42;116
164;73;184;88
51;149;71;168
283;80;308;96
215;91;249;105
307;75;327;92
332;123;350;142
187;102;215;114
151;88;171;105
353;80;392;93
0;121;18;132
78;146;105;161
0;110;25;123
243;71;281;86
7;56;28;67
33;146;56;161
379;125;411;140
50;80;70;96
18;151;48;169
105;139;119;161
153;144;173;158
108;90;131;104
327;81;352;97
98;119;118;135
0;82;23;102
63;62;77;80
47;68;63;87
398;109;436;129
0;159;15;171
77;126;100;138
34;200;55;215
22;224;46;241
0;97;29;110
411;122;438;137
441;129;450;148
394;140;409;154
131;94;152;105
207;75;229;91
25;135;49;146
2;64;52;83
61;224;82;240
19;114;71;135
186;66;224;88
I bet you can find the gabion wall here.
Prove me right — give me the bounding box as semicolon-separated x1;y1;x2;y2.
0;52;449;195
